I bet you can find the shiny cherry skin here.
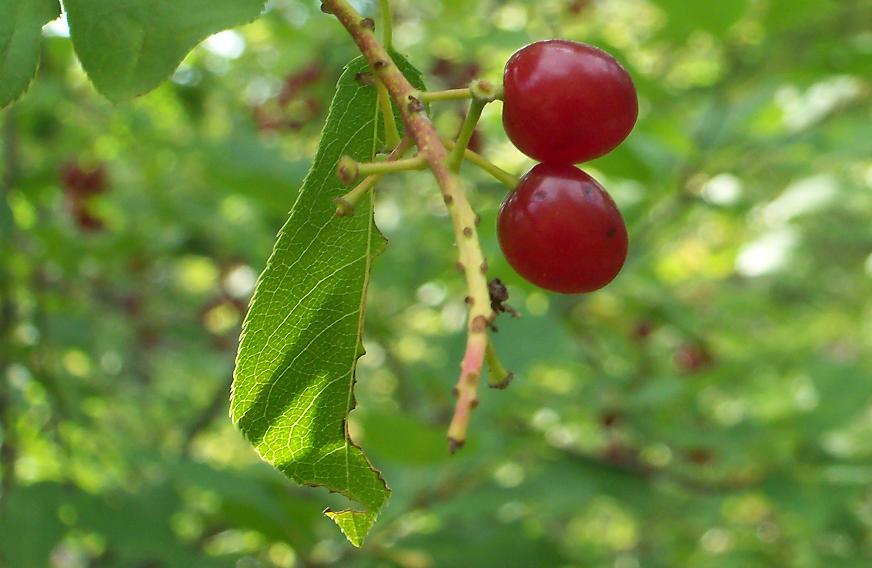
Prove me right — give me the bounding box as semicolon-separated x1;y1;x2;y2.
502;40;638;164
497;163;628;294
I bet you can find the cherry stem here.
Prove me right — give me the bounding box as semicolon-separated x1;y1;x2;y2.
365;155;425;174
322;0;494;452
375;78;401;148
363;155;426;177
485;340;513;389
378;0;392;51
448;98;486;171
419;82;504;104
335;138;412;217
442;138;519;189
335;176;377;217
418;88;472;102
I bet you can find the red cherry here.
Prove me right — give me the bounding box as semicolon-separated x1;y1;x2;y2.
502;40;638;164
497;163;628;294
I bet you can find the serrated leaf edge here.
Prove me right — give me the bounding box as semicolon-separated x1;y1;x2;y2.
230;57;389;547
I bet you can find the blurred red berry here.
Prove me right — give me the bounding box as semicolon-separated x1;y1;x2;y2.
567;0;592;15
632;321;654;342
601;410;623;428
430;58;481;89
686;448;715;466
61;163;107;197
674;343;714;374
278;62;325;107
61;163;108;231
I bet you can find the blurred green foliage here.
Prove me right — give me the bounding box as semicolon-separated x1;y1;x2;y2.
1;0;872;566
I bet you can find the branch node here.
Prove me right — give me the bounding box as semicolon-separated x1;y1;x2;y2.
360;17;375;30
470;79;502;102
355;71;375;86
336;155;359;185
489;372;514;390
334;197;355;217
407;96;425;113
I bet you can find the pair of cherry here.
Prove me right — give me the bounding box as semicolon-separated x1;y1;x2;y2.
497;40;637;294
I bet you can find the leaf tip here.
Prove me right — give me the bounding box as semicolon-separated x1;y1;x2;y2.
324;508;378;548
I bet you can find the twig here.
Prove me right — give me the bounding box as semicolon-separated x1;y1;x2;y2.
322;0;494;451
335;137;412;216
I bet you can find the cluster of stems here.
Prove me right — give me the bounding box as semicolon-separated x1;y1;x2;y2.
322;0;517;452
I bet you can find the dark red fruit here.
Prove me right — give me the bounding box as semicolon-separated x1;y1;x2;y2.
61;163;106;197
60;163;107;232
674;343;714;374
632;321;654;342
600;410;623;428
497;163;628;294
430;58;481;89
686;448;715;466
502;40;638;164
71;208;104;232
567;0;592;15
277;62;324;107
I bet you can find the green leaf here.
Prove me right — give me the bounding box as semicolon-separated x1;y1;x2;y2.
63;0;266;102
231;55;425;547
0;0;61;109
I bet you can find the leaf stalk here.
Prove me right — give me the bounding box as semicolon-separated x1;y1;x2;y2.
441;138;519;189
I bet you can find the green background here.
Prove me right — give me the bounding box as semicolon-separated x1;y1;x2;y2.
2;0;872;565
